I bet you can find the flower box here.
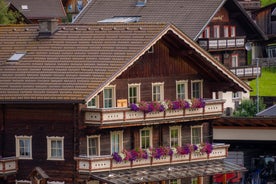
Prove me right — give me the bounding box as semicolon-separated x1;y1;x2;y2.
165;109;183;117
190;152;208;160
152;155;170;165
132;158;151;168
112;160;131;169
171;153;189;163
145;111;164;119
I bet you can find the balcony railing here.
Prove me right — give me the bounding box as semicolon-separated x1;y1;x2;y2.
0;156;18;175
75;144;229;173
238;1;261;10
230;66;261;79
198;37;245;51
83;99;224;126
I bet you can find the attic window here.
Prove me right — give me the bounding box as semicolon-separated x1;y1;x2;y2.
98;16;140;23
7;52;26;62
21;5;28;10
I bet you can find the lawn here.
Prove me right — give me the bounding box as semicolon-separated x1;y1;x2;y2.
250;67;276;96
261;0;275;7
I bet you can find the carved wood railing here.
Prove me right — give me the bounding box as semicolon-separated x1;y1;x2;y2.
230;66;261;79
198;37;245;51
0;156;18;175
83;99;224;125
75;144;229;173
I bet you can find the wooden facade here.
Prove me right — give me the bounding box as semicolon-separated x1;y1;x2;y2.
0;23;249;184
197;5;262;79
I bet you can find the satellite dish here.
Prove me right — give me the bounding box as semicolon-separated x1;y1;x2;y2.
245;42;252;51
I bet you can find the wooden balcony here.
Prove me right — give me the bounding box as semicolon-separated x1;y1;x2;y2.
230;66;261;80
75;144;229;173
83;99;224;126
238;1;261;10
0;157;18;176
198;37;245;51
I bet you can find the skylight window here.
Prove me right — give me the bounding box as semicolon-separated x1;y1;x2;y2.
98;16;140;23
21;5;28;10
7;52;26;62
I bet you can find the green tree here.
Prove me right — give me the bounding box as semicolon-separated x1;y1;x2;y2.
233;99;266;117
0;0;22;24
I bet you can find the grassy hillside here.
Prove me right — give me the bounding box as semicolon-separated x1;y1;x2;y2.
261;0;275;7
250;67;276;96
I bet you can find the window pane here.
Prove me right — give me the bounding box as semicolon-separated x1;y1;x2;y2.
141;130;150;149
192;127;201;144
192;82;201;98
153;85;161;101
88;137;98;156
177;83;185;99
170;129;179;147
129;86;138;104
111;133;120;153
51;140;62;157
19;139;30;157
104;88;113;108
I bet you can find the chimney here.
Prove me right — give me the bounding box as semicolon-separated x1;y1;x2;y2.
38;19;58;38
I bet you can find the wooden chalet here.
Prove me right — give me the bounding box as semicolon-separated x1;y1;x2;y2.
0;21;249;183
72;0;267;114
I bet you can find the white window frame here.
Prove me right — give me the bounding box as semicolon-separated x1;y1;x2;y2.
46;136;64;161
103;85;116;108
128;83;141;104
152;82;164;101
200;26;210;38
230;26;236;37
231;54;238;67
213;25;220;38
87;135;100;156
224;26;229;37
232;91;241;99
15;135;32;160
191;126;203;145
110;131;123;154
140;127;153;149
169;126;181;147
176;80;188;100
87;96;99;108
191;80;203;99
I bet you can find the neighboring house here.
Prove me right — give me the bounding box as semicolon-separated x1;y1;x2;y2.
237;0;261;16
7;0;66;23
0;21;249;183
213;106;276;183
252;3;276;60
62;0;89;21
73;0;267;114
5;2;31;24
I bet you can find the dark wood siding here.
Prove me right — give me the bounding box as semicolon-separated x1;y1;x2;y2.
0;104;76;183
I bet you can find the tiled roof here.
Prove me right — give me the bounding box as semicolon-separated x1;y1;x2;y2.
73;0;225;39
0;23;250;103
8;0;66;20
256;104;276;117
0;23;170;102
73;0;266;40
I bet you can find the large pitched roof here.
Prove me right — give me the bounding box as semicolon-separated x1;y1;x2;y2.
8;0;66;20
0;23;250;103
73;0;266;40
